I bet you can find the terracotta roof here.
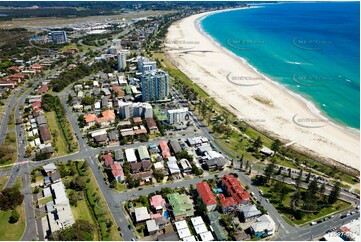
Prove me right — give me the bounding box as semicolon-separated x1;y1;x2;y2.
112;85;125;96
31;63;44;69
8;66;20;71
31;101;42;108
111;163;124;177
96;110;115;123
84;114;97;123
159;141;171;158
145;117;157;129
103;154;114;166
196;182;217;206
38;86;48;92
133;117;142;123
149;195;166;210
219;193;238;208
11;73;26;78
222;174;251;204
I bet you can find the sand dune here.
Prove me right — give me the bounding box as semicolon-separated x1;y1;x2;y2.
166;10;360;171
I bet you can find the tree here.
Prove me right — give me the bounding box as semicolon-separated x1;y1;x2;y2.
195;197;207;215
0;186;24;210
305;172;311;183
305;178;318;203
239;154;244;170
264;159;276;183
70;176;86;191
8;209;20;223
295;169;303;189
49;219;94;241
77;115;85;128
253;136;263;151
328;182;341;204
271;139;282;153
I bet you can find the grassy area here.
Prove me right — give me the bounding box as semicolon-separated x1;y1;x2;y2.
258;182;351;226
4;131;17;147
0;176;9;190
38;196;53;205
7;103;17;130
70;199;100;241
74;161;122;241
116;183;127;192
44;111;68;156
0;205;26;240
0;177;25;241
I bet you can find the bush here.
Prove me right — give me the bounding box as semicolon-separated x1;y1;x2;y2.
8;209;20;223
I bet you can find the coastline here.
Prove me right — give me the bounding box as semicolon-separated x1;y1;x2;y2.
165;9;360;171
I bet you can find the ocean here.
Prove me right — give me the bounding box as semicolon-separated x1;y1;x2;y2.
200;1;360;129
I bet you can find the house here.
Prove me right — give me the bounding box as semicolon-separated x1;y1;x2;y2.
84;114;97;126
36;115;47;126
167;158;181;177
169;140;182;154
44;176;51;187
50;171;61;183
206;211;221;224
205;157;227;170
38;85;48;93
108;130;119;144
199;231;214;241
159;140;171;158
134;207;150;223
131;162;142;173
112;85;125;97
111;163;124;182
178;159;192;174
239;205;262;222
137;146;150;161
250;215;275;238
167;193;194;221
219;194;238;214
39;125;51;143
221;174;251;205
210;221;227;241
131;171;153;183
175;220;192;239
93;133;108;144
96;110;115;127
103;154;114;167
191;216;208;235
149;195;166;211
114;150;124;162
125;148;137;162
146;219;159;235
43;187;52;197
142;160;152;171
196;182;217;211
133;125;147;135
38;144;55;156
43;163;57;175
260;147;274;157
145;117;159;134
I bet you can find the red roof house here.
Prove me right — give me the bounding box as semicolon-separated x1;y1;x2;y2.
111;163;124;182
196;182;217;211
221;174;251;205
103;154;114;167
159;140;171;158
219;193;238;213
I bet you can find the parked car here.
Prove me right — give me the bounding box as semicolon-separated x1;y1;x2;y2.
310;222;317;226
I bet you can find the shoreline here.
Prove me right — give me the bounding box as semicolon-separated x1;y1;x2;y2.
165;9;360;171
195;7;360;136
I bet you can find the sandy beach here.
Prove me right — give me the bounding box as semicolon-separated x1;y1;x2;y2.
165;10;360;171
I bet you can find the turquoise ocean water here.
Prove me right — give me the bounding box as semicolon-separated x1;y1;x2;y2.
200;2;360;129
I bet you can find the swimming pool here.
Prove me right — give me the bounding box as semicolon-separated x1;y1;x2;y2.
163;210;169;219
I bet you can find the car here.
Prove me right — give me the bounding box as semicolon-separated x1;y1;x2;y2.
265;198;270;203
131;238;136;241
259;190;264;196
310;222;317;226
317;220;322;224
340;214;347;219
138;188;143;191
250;192;255;197
128;225;132;230
323;217;329;221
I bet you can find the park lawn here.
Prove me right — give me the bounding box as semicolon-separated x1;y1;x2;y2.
0;205;26;241
70;198;100;241
0;176;25;241
258;183;351;226
44;111;68;156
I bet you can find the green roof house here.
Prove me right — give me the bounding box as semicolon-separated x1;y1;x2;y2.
167;193;194;221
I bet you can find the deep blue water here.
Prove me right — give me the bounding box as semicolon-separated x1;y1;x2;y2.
201;2;360;129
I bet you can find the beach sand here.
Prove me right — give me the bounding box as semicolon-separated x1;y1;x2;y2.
166;10;360;171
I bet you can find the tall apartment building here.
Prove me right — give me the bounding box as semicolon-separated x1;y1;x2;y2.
49;31;67;44
117;51;127;70
138;56;157;74
167;108;189;124
118;102;153;119
141;70;169;102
